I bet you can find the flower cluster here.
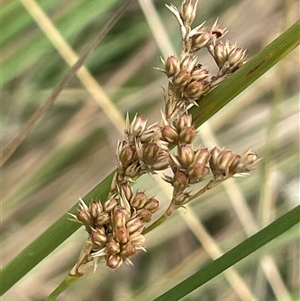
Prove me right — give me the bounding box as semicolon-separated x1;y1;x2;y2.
70;0;258;274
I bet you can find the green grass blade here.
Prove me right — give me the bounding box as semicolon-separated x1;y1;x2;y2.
0;172;114;295
1;20;299;296
153;205;300;301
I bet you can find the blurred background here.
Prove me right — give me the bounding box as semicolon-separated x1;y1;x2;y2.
1;0;299;300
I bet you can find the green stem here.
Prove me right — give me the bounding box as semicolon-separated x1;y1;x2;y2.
143;212;168;234
44;275;81;301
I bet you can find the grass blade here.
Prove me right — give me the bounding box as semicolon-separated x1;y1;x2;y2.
153;205;300;301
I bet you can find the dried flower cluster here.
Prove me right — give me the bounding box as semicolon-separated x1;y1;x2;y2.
70;0;259;275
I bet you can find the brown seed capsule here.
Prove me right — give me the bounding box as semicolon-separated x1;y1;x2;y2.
151;154;170;171
191;65;209;81
129;232;146;246
143;143;160;164
137;209;152;223
180;0;199;26
173;69;192;87
161;125;179;144
124;162;141;178
106;240;121;255
130;192;148;209
76;210;92;226
188;162;209;183
115;226;129;244
213;42;227;69
126;217;144;234
193;148;210;165
104;197;118;213
173;170;189;190
165;55;180;77
130;115;147;137
238;149;259;172
180;55;198;73
190;31;212;51
121;242;137;257
184;80;206;99
106;254;122;269
89;201;103;219
120;145;136;167
96;212;110;227
178;144;195;167
144;197;159;213
176;114;193;131
179;126;196;144
91;228;107;246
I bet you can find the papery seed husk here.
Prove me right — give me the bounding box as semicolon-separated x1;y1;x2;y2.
115;226;129;244
76;210;92;226
104;197;118;212
96;212;110;227
130;192;148;209
137;209;152;222
91;228;107;246
144;197;159;213
178;144;195;167
121;242;137;257
173;170;189;190
89;201;103;219
179;126;196;144
106;240;121;255
106;254;123;269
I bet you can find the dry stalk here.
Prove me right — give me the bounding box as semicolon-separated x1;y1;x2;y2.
69;0;259;275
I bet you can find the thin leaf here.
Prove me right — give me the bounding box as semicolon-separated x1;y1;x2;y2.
153;205;300;301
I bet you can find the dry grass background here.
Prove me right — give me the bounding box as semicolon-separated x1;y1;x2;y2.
1;0;299;300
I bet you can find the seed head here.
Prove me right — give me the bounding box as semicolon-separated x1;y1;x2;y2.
180;0;199;26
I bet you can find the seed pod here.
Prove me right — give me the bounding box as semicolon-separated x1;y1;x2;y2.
165;55;180;77
137;209;152;223
188;162;209;183
96;212;110;227
126;217;144;234
121;242;137;257
176;113;193;131
143;142;160;164
213;42;227;69
130;192;148;209
130;115;147;137
180;55;198;73
190;31;211;51
91;228;107;246
124;162;141;178
180;0;199;26
104;197;118;213
173;170;189;190
76;210;92;226
173;69;192;87
191;65;209;81
113;208;127;227
178;144;195;167
161;125;179;144
106;240;120;255
120;145;136;167
144;197;159;213
106;254;122;269
151;154;170;171
179;126;196;144
193;148;210;165
89;201;103;219
129;232;146;246
115;226;129;244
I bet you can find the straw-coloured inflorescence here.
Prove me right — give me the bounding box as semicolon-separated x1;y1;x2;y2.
69;0;259;275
